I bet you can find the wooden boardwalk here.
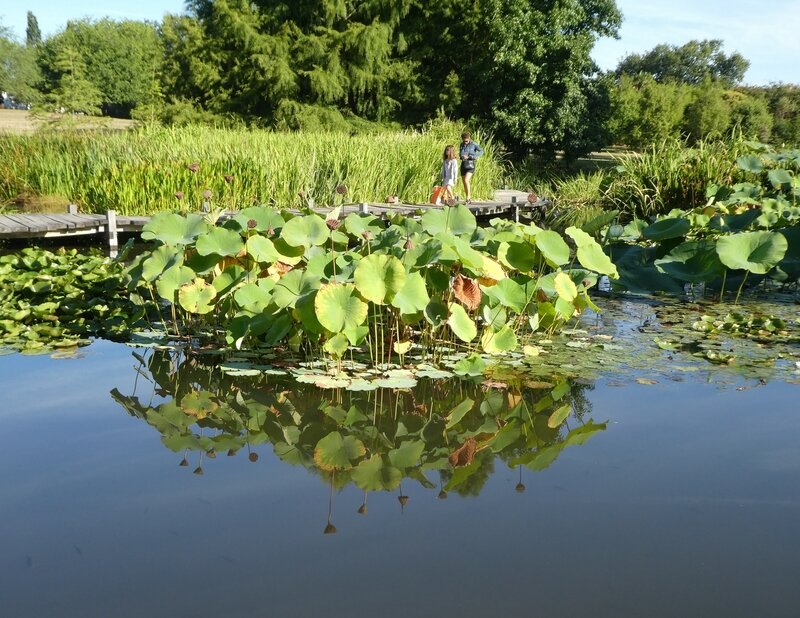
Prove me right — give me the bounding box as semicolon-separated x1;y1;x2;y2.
0;190;536;255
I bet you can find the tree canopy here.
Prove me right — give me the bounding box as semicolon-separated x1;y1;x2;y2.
616;39;749;85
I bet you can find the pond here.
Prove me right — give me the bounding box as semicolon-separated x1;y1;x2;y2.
1;296;799;618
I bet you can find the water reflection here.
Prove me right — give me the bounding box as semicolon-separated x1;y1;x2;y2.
112;349;607;528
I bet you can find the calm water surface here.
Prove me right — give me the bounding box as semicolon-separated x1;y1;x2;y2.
1;339;799;618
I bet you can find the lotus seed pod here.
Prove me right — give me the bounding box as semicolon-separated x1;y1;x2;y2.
437;490;448;500
515;482;526;493
193;466;204;476
324;523;337;534
357;504;367;515
398;495;409;506
248;452;259;462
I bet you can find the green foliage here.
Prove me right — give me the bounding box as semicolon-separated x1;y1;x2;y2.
26;12;42;47
127;204;615;363
682;81;731;143
615;39;749;85
0;30;41;105
0;123;503;214
37;19;163;117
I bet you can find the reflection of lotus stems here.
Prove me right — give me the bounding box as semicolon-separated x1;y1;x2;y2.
357;491;368;515
719;269;728;302
324;472;337;534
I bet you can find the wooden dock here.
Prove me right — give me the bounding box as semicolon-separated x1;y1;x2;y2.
0;190;537;255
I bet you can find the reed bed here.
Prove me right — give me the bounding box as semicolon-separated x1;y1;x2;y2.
0;124;503;215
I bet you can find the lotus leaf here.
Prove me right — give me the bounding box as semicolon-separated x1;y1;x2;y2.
280;214;330;248
654;240;725;283
483;278;527;313
390;271;430;316
716;231;788;274
178;278;217;314
323;333;349;358
641;217;690;241
352;454;402;491
768;168;793;190
500;241;537;272
313;432;366;471
196;227;245;257
388;440;425;469
481;324;518;355
421;204;477;237
354;254;406;305
447;303;477;342
246;235;281;264
155;264;195;301
232;206;284;233
452;353;486;376
142;245;183;282
315;283;368;333
535;230;570;266
234;281;274;313
554;271;578;302
142;213;209;246
737;154;763;173
273;270;321;309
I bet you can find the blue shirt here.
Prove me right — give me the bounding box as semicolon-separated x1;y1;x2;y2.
459;140;484;161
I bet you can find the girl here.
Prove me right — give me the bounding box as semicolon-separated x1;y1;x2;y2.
440;144;458;203
459;131;484;204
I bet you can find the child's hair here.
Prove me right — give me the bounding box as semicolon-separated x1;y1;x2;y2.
443;145;456;160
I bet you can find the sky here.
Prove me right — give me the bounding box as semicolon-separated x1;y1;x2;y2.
2;0;798;86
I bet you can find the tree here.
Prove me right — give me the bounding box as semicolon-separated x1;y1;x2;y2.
682;81;731;143
616;39;749;86
0;21;42;105
38;19;163;117
46;44;103;115
26;12;42;47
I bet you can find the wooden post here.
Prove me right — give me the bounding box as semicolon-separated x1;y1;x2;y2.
106;209;118;258
67;204;78;214
512;196;519;223
359;202;370;214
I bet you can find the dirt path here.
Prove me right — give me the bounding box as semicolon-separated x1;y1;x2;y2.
0;109;135;133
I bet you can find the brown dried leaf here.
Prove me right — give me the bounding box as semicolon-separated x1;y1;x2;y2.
453;274;482;311
268;261;294;277
448;437;477;468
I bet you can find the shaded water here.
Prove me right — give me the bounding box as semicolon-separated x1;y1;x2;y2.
1;336;799;617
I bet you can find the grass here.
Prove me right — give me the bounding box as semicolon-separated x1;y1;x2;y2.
0;121;504;215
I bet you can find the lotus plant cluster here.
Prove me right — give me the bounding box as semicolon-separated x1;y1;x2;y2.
606;142;800;300
127;204;619;371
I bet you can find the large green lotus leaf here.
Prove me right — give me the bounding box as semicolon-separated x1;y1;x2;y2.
482;278;526;313
323;332;349;358
564;226;595;248
391;271;430;315
500;240;536;272
424;300;448;327
421;204;477;237
773;226;800;281
232;206;284;233
261;312;294;346
606;244;683;293
351;454;402;491
313;432;366;471
196;227;245;257
270;238;305;265
768;168;793;190
142;212;209;245
642;217;690;241
407;238;443;268
737;154;763;173
234;281;274;313
315;283;368;333
708;209;761;234
212;265;247;296
535;230;570;266
388;440;425;469
342;213;383;239
155;264;195;301
273;269;321;309
452;353;486;376
654;240;725;283
716;230;788;274
343;325;369;346
280;214;330;248
246;235;281;264
294;290;326;335
575;242;619;278
450;237;486;272
354;254;406;304
141;245;183;282
185;251;222;275
553;271;578;302
178;278;217;314
447;302;477;342
481;324;518;354
482;304;507;330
